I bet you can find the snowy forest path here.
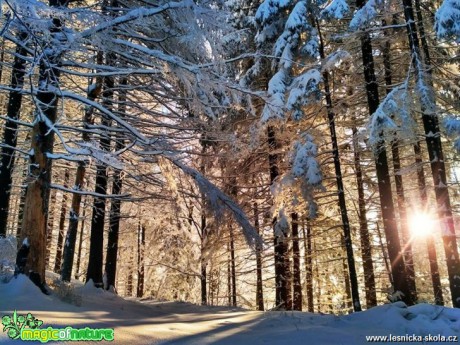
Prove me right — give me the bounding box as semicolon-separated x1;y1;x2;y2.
1;276;460;344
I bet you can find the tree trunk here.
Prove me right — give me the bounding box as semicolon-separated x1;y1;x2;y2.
381;29;418;303
105;78;127;290
45;188;56;267
413;142;444;305
317;21;361;312
54;169;70;273
268;126;289;309
303;218;314;312
0;38;5;84
200;146;207;306
0;32;28;237
61;69;102;282
285;239;292;310
126;250;133;297
227;243;232;306
413;0;446;307
352;125;377;308
200;212;207;305
291;213;302;311
229;225;237;306
19;0;67;285
401;0;460;307
16;165;28;237
136;222;145;298
356;0;412;304
254;201;264;311
75;200;87;280
341;235;353;313
86;53;114;287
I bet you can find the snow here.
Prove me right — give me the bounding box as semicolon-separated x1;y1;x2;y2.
445;117;460;151
274;209;290;239
261;69;288;122
349;0;383;30
321;0;350;19
1;275;460;344
435;0;460;42
286;69;321;119
289;133;322;186
321;50;351;72
367;83;416;149
285;2;307;31
0;237;16;283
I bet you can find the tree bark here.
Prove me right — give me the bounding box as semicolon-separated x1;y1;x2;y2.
19;0;68;285
0;32;28;237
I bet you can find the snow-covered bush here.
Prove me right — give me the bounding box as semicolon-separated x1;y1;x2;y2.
49;278;83;306
0;236;17;283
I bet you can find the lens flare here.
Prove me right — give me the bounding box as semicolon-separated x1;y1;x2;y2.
409;212;435;237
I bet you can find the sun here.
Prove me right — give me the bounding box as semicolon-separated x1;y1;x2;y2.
409;212;435;237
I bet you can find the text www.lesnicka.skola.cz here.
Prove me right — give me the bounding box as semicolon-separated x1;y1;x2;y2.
366;334;458;342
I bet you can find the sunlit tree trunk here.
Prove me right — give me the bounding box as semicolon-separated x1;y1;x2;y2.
19;0;68;286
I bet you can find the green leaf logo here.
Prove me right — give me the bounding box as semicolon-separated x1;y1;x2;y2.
2;311;43;340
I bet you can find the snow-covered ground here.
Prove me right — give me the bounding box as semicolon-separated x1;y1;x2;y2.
1;275;460;344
